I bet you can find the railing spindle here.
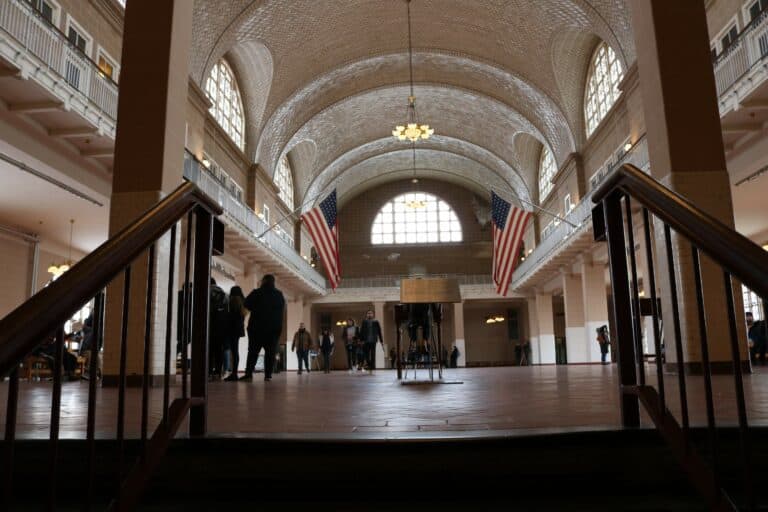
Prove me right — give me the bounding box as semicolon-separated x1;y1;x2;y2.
624;196;646;386
116;266;131;500
663;224;690;439
190;208;213;437
163;225;177;424
3;367;20;509
182;212;193;400
642;208;666;416
723;271;754;511
86;291;105;510
141;245;156;450
691;245;719;483
48;326;65;511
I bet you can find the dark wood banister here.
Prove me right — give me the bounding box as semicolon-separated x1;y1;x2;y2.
593;164;768;300
0;182;222;378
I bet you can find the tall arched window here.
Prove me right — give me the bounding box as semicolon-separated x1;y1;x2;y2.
205;60;245;150
371;193;462;245
538;146;556;202
275;155;294;209
585;42;624;137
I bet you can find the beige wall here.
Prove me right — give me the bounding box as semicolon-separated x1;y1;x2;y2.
463;300;525;366
54;0;124;77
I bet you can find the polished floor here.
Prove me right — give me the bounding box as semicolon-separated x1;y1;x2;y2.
1;365;767;439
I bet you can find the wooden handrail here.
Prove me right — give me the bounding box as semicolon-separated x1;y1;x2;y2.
0;182;222;378
593;164;768;300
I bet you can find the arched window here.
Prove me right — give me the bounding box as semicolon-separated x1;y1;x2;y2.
275;155;294;209
538;146;556;202
371;193;462;245
205;60;245;150
585;42;624;137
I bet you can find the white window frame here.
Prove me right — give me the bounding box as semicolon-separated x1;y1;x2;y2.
262;205;270;224
584;42;624;138
26;0;61;27
538;146;557;203
370;193;463;246
64;15;93;57
205;59;245;150
96;46;119;82
742;0;768;26
274;155;295;210
711;15;740;56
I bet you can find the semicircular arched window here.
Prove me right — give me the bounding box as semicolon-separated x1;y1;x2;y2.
585;42;624;137
538;146;557;202
371;193;462;245
275;155;294;210
205;59;245;150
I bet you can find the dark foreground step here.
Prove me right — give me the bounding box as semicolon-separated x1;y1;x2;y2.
4;428;768;511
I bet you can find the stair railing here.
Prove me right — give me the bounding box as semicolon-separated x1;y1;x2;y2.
593;164;766;512
0;181;221;511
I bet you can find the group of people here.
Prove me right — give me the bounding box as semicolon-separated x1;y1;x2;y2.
339;310;385;372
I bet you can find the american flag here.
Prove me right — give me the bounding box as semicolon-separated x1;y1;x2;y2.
301;190;341;290
492;191;532;296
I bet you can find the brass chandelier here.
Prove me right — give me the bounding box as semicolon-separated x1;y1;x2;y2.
392;0;433;143
404;143;427;210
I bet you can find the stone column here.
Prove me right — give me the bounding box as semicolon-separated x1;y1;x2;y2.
284;296;304;371
535;292;556;364
562;270;588;363
453;302;466;367
579;255;609;363
629;0;748;370
103;0;193;386
526;297;538;364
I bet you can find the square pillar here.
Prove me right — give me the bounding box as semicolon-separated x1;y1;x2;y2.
579;255;609;363
285;296;304;371
535;292;556;364
562;270;588;363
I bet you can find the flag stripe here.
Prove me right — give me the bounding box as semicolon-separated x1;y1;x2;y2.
303;210;339;284
300;190;341;290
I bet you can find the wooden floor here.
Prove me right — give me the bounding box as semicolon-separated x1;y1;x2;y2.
1;365;767;439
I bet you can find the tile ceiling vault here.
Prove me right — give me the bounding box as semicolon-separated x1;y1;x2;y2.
191;0;635;208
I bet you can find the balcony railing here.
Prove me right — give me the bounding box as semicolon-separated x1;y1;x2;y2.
183;153;326;291
714;9;768;98
512;137;649;285
335;274;493;289
0;0;118;119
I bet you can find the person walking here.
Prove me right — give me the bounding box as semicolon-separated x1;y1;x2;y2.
359;309;384;372
223;286;246;381
292;322;312;374
209;278;229;380
747;311;768;365
597;325;610;364
341;318;359;372
319;328;334;373
240;275;286;382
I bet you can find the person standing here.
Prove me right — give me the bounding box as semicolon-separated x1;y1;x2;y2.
359;309;384;372
240;275;285;382
747;312;768;365
223;286;246;381
292;322;312;374
319;328;334;373
209;278;229;380
341;318;359;372
597;325;610;364
450;345;460;368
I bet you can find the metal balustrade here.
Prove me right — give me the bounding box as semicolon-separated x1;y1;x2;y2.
714;8;768;98
0;0;118;119
182;153;326;291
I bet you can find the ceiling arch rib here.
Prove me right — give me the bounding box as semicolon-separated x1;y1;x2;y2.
255;51;575;172
303;136;530;213
191;0;635;139
225;39;273;136
281;84;542;202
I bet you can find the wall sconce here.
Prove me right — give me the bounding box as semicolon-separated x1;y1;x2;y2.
485;315;505;324
335;320;348;327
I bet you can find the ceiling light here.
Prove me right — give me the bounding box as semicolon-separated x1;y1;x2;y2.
494;315;505;322
624;142;632;152
48;219;75;280
485;317;496;324
392;1;434;143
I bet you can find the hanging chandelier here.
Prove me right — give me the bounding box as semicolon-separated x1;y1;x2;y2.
404;143;427;210
392;0;434;143
48;219;74;279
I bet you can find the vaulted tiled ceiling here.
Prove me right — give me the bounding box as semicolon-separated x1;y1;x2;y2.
191;0;634;209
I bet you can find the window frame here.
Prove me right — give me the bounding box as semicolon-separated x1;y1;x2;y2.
370;192;463;246
710;15;741;58
538;146;557;203
274;155;295;210
25;0;60;27
584;41;624;138
64;15;93;57
96;46;119;82
204;59;245;151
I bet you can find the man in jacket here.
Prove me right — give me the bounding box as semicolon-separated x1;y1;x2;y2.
291;322;312;374
359;309;384;372
341;318;359;372
240;275;285;382
209;278;229;379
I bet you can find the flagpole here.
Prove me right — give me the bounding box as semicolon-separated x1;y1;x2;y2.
495;189;579;229
256;190;330;239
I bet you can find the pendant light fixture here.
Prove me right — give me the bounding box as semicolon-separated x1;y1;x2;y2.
392;0;434;143
48;219;74;279
404;142;427;210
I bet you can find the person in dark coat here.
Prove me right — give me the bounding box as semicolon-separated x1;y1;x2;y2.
359;309;384;372
224;286;246;381
209;278;229;379
747;312;768;365
240;275;286;382
319;328;334;373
